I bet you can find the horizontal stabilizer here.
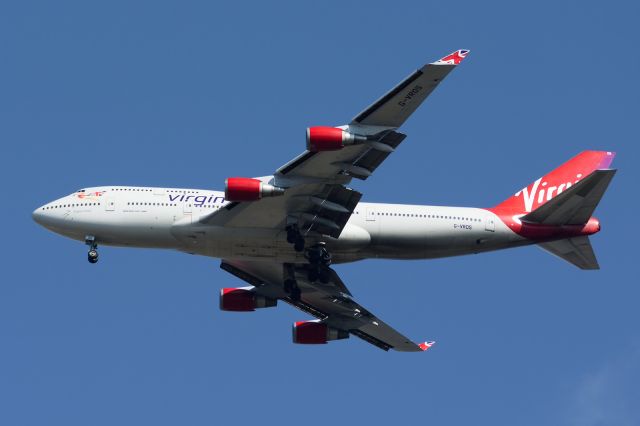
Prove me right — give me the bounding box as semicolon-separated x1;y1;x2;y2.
538;236;599;270
520;169;616;226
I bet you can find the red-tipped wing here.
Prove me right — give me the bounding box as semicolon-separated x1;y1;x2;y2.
351;49;470;128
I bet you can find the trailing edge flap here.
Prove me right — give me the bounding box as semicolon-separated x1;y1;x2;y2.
520;169;616;226
538;236;599;270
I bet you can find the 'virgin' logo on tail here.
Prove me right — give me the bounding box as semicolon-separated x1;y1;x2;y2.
515;176;580;212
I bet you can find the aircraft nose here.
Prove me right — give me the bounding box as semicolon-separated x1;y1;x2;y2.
32;205;50;226
32;206;45;225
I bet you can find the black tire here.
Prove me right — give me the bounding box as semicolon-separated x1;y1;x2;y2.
294;238;305;252
88;249;98;262
88;256;98;264
318;268;330;284
286;230;296;244
307;249;320;265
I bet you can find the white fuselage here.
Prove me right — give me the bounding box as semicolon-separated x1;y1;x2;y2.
33;186;527;264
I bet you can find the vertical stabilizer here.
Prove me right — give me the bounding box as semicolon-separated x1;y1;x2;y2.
494;151;615;215
520;169;616;226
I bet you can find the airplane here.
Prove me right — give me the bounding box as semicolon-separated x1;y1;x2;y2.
32;49;617;352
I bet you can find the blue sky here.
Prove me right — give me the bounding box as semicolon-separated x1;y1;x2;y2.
1;1;639;425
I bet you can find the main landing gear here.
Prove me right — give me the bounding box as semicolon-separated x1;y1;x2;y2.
85;235;99;264
286;225;305;252
305;243;331;284
284;227;332;298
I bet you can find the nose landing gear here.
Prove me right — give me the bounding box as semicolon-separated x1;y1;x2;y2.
85;236;99;264
88;249;99;263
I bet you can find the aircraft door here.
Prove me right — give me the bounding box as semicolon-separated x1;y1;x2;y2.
365;207;380;236
182;201;192;223
484;216;495;232
366;208;377;222
104;198;116;211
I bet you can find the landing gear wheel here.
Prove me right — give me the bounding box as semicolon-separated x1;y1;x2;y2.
305;244;331;266
286;228;297;244
308;251;319;264
287;225;305;252
307;268;319;282
318;267;330;284
321;251;332;267
85;236;99;264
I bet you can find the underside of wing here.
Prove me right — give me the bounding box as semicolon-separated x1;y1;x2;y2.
196;131;405;237
198;51;470;240
200;183;361;238
220;260;433;352
276;50;469;181
351;49;469;128
276;130;407;180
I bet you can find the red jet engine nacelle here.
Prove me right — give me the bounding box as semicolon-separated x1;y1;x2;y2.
219;287;277;312
224;177;284;202
306;126;368;152
292;320;349;344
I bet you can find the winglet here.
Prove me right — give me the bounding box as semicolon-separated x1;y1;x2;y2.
431;49;470;66
418;341;436;351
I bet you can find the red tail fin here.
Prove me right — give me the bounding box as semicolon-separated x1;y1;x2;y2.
493;151;615;215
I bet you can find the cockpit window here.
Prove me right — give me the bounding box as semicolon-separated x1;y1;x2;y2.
76;189;86;192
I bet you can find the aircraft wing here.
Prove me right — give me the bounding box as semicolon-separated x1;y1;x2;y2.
200;50;469;237
220;260;434;352
276;49;469;181
351;49;469;127
200;182;363;238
